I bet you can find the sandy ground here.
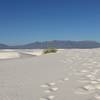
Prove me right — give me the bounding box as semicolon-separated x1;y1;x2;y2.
0;52;20;59
0;49;100;100
0;49;43;59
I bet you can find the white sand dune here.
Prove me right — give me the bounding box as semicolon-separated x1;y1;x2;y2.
1;49;15;52
0;49;100;100
0;49;44;59
24;50;43;56
0;52;20;59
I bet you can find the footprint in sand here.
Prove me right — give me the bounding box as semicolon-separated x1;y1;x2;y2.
49;87;59;92
74;84;95;95
40;95;55;100
86;74;96;81
40;82;56;88
47;82;56;87
88;93;100;100
58;77;69;83
40;79;64;99
44;87;59;93
94;93;100;100
40;74;69;100
40;82;58;99
90;81;99;84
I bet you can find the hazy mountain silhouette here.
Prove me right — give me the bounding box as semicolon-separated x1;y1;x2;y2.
0;44;9;49
0;40;100;49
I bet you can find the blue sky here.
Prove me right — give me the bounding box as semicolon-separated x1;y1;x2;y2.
0;0;100;45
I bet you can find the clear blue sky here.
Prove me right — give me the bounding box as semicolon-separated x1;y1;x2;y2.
0;0;100;45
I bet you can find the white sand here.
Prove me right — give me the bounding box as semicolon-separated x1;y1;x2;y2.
0;52;20;59
24;50;43;56
0;49;100;100
0;49;44;59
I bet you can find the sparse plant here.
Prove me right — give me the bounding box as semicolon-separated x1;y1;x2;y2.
43;48;57;54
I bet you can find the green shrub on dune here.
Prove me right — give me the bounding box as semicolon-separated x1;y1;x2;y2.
43;48;57;54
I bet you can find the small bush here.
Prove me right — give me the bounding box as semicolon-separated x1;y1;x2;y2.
43;48;57;54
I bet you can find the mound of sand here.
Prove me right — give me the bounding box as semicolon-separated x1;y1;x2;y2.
0;52;20;59
24;50;43;56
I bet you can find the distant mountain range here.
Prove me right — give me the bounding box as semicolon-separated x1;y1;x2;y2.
0;40;100;49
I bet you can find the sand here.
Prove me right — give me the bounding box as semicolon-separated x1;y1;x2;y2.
0;49;100;100
0;52;20;59
0;49;43;59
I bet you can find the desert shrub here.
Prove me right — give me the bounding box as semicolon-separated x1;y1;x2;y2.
43;48;57;54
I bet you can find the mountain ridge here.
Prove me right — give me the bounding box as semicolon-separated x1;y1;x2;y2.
0;40;100;49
